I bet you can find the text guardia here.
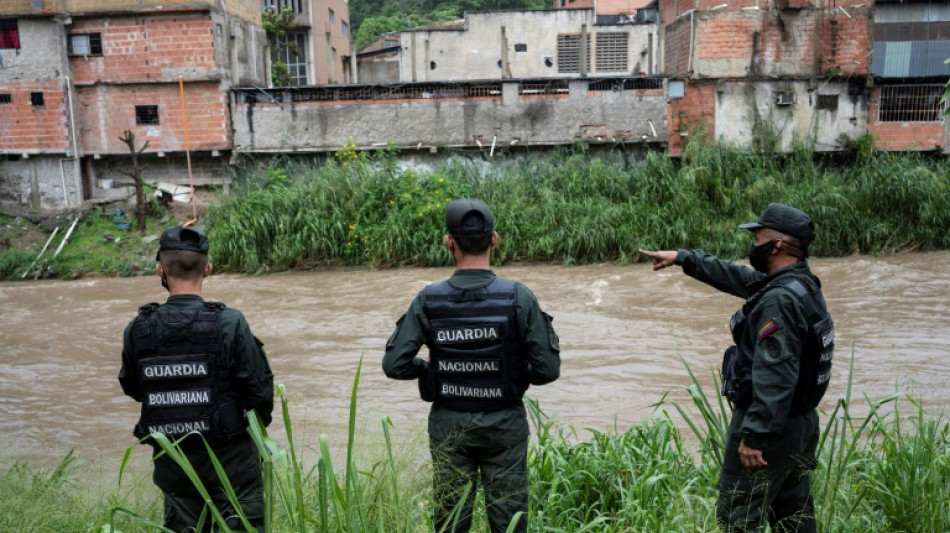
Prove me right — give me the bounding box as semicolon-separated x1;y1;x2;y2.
434;325;501;344
143;362;209;379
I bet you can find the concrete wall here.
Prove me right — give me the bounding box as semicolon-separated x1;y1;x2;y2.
232;79;668;152
393;10;658;82
713;80;868;151
0;155;81;208
90;152;231;187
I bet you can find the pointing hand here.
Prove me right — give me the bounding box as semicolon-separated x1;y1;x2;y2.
638;249;677;271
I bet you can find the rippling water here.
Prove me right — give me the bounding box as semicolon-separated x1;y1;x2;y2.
1;251;948;471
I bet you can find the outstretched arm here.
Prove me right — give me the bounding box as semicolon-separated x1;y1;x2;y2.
638;249;679;271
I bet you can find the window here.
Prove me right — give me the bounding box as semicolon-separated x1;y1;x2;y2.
262;0;303;14
30;92;44;106
341;21;349;37
384;38;399;48
816;94;839;111
0;19;19;50
0;94;11;104
67;33;103;56
276;30;308;86
879;84;945;122
514;43;527;52
595;33;629;72
135;105;160;125
329;9;335;23
332;47;337;63
557;34;590;74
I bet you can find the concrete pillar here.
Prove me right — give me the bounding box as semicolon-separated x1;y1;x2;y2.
29;159;40;209
580;24;588;77
411;32;417;82
501;26;509;79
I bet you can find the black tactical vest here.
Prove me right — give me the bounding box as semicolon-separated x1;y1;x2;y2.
421;277;529;412
725;275;835;416
131;302;246;446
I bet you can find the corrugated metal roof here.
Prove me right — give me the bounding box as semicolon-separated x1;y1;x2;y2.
873;41;950;77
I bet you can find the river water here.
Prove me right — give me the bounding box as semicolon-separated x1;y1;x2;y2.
1;252;948;472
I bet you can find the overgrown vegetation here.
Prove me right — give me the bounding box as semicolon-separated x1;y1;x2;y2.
3;354;948;532
207;142;950;274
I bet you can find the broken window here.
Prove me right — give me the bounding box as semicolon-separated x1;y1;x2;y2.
557;33;590;74
30;92;44;106
0;94;11;104
879;84;945;122
0;19;19;49
67;33;103;56
595;32;629;72
135;105;160;125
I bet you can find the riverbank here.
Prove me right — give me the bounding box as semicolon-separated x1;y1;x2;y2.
2;145;949;280
2;364;947;533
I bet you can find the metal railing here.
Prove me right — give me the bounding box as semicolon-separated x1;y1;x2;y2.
879;83;946;122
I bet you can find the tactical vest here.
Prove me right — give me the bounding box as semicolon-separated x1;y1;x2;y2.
131;301;246;446
420;277;529;412
724;275;835;416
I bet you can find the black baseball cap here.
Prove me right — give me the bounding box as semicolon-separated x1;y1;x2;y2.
739;203;815;242
156;225;210;260
445;199;494;235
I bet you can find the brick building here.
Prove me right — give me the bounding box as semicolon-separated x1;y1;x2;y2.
660;0;875;155
0;0;267;208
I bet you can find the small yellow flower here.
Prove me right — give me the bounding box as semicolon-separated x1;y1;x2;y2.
438;178;444;183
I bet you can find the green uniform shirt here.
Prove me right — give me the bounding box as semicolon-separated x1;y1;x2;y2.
676;249;819;443
383;269;561;446
119;294;275;428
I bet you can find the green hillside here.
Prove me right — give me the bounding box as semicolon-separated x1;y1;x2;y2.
351;0;551;50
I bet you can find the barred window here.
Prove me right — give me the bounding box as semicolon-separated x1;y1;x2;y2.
879;84;945;122
135;105;160;125
816;94;838;111
557;34;590;74
595;33;629;72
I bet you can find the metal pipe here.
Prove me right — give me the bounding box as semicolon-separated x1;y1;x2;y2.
65;76;81;205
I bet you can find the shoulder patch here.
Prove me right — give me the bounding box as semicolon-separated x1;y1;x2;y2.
757;319;780;342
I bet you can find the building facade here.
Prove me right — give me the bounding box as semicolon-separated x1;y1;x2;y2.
0;0;267;208
356;8;660;83
263;0;353;86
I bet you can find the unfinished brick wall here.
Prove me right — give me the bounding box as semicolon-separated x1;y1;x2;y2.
867;87;945;151
666;80;715;156
69;13;218;84
0;81;71;152
664;18;692;74
76;82;230;153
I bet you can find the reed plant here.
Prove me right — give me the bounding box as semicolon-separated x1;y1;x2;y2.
4;349;947;532
209;144;950;273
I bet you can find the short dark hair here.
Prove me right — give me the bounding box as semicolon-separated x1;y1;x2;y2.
451;233;492;255
159;249;208;282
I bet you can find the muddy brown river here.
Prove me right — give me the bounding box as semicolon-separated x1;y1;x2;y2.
1;252;948;474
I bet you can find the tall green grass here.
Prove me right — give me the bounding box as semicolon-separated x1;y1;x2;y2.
3;350;947;532
207;145;950;273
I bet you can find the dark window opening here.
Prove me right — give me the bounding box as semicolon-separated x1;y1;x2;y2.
497;59;503;68
544;57;554;68
0;94;11;104
514;43;527;52
68;33;103;56
816;94;839;110
135;105;160;125
0;19;19;49
30;92;44;106
430;60;437;70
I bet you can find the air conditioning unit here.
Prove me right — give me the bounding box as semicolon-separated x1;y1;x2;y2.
775;91;796;106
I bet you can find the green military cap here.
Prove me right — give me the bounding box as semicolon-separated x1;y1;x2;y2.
740;203;815;242
156;225;210;260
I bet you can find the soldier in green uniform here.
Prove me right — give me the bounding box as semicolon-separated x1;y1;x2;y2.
119;225;274;533
639;203;834;533
383;199;561;533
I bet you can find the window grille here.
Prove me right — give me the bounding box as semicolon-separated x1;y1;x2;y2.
0;94;11;104
262;0;303;14
68;33;103;56
879;84;945;122
0;19;19;49
587;78;663;91
557;34;590;74
135;105;160;125
595;33;629;72
519;80;569;95
816;94;838;111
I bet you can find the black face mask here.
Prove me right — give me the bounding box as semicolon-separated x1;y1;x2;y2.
749;240;777;273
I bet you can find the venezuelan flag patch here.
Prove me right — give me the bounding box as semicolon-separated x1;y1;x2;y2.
757;320;779;342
